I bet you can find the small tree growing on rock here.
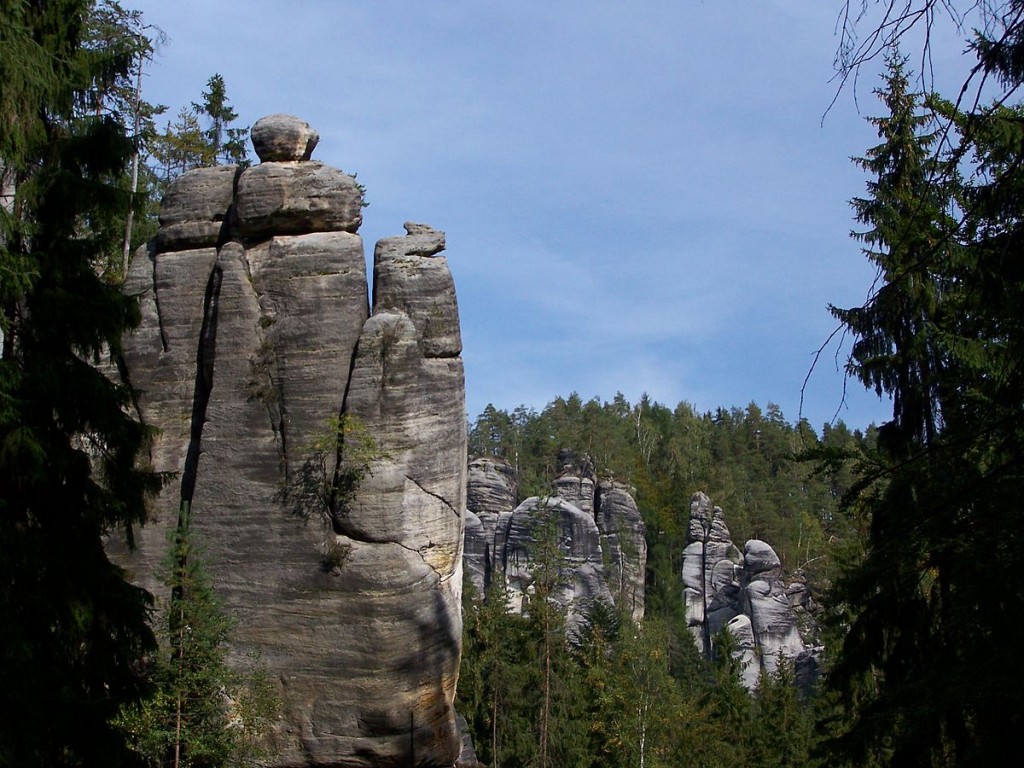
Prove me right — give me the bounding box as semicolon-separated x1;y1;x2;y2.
116;501;279;767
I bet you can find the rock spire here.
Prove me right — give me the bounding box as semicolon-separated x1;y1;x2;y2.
112;115;466;767
464;454;647;627
682;492;820;689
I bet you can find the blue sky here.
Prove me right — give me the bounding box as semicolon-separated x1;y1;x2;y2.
126;0;975;432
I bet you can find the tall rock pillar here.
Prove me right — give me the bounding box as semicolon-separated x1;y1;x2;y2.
113;114;465;767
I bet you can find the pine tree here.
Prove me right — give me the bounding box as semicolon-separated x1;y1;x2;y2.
599;617;683;768
750;660;816;768
459;578;532;768
148;74;249;190
825;53;958;766
830;54;956;451
192;74;248;167
117;502;279;768
148;107;206;185
523;510;568;768
0;1;162;764
827;47;1024;765
82;0;166;279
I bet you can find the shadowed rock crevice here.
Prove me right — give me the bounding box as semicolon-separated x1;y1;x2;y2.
180;264;221;506
148;245;169;353
329;321;373;533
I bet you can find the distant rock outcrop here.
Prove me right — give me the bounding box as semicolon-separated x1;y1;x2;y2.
464;453;647;626
111;114;465;768
495;495;613;626
463;457;518;593
595;479;647;623
682;492;820;689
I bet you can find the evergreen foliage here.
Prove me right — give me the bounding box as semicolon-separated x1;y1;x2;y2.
0;1;161;764
460;405;840;767
149;74;249;186
469;393;870;603
460;570;821;768
79;0;166;280
824;10;1024;762
11;3;1023;765
116;502;279;768
0;6;264;765
192;74;248;167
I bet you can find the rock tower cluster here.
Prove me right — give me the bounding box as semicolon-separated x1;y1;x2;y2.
464;454;647;627
682;493;820;689
113;115;466;767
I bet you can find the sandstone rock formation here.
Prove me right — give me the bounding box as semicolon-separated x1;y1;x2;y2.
463;457;517;593
595;479;647;623
464;454;647;626
495;495;613;626
455;715;485;768
112;114;465;767
250;113;319;162
681;492;820;689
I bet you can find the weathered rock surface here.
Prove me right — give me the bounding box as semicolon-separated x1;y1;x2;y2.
372;223;461;358
466;458;517;526
251;113;319;162
495;496;612;626
595;480;647;622
724;614;761;690
681;492;820;689
111;115;465;767
235;161;363;239
155;164;237;251
455;714;485;768
245;231;369;466
463;454;646;625
462;509;489;596
463;458;517;595
681;493;743;650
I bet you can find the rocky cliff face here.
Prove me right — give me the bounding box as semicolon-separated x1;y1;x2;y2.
464;455;647;626
463;457;518;594
112;114;465;768
682;492;819;689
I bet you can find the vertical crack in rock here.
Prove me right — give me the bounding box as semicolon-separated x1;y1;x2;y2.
151;251;169;353
327;333;368;526
180;264;222;506
241;250;287;472
216;166;245;250
255;327;287;473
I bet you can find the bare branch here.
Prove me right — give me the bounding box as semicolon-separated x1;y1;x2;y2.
828;0;987;115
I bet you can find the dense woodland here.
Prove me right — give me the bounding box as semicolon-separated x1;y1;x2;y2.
470;396;868;577
460;395;862;767
3;1;1024;766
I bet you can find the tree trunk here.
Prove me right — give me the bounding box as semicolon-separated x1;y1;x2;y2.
121;52;144;278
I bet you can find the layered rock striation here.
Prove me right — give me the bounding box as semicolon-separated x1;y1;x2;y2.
464;454;647;626
112;114;465;767
462;457;518;594
682;492;820;689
